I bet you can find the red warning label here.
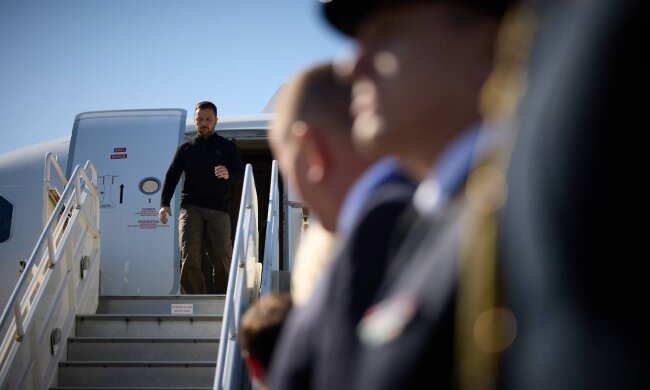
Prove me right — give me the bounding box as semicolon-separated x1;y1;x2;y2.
114;147;127;152
110;154;128;159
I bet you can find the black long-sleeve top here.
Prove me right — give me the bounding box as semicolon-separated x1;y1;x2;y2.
160;132;244;213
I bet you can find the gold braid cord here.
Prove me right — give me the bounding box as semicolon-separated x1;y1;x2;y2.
456;4;537;389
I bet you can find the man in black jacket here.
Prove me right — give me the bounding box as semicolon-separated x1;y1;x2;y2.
159;101;243;294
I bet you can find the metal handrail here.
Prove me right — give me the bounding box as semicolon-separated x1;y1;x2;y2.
260;160;280;296
0;159;99;383
43;152;69;228
214;164;259;390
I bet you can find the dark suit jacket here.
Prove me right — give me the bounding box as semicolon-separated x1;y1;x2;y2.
350;201;462;390
499;0;643;388
268;178;415;390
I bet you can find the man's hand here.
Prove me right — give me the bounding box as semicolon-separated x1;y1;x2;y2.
159;206;171;224
215;165;229;180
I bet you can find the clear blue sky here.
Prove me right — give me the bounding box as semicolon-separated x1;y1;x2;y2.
0;0;349;155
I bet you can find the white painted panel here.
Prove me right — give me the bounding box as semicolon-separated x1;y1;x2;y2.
68;110;186;295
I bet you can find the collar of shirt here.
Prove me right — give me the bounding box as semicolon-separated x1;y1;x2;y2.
194;132;216;143
337;157;403;235
413;124;481;216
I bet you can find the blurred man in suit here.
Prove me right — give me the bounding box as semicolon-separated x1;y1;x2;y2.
499;0;643;388
320;0;516;388
268;63;415;390
269;63;377;305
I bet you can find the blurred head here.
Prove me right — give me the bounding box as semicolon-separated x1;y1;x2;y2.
324;0;511;179
270;63;376;231
239;293;293;390
194;101;218;138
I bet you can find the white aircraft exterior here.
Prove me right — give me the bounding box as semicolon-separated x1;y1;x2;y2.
0;109;301;313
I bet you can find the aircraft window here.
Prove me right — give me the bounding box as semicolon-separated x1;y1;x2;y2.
139;177;161;195
0;196;13;243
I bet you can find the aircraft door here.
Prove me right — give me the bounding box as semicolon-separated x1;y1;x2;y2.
67;109;186;296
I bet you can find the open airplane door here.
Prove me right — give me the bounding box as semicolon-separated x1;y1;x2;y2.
67;109;186;295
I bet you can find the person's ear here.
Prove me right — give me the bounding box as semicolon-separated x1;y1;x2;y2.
293;121;328;184
243;353;265;380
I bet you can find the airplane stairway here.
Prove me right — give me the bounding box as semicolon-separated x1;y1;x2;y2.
1;160;282;389
50;295;225;389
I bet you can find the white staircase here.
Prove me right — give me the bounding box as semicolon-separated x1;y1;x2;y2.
1;160;286;390
51;295;225;389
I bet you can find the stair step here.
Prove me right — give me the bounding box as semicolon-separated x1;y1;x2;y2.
67;337;219;361
75;315;222;338
97;295;226;315
57;361;215;387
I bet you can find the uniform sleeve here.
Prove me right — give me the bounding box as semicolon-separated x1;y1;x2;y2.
227;141;244;185
160;144;184;208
